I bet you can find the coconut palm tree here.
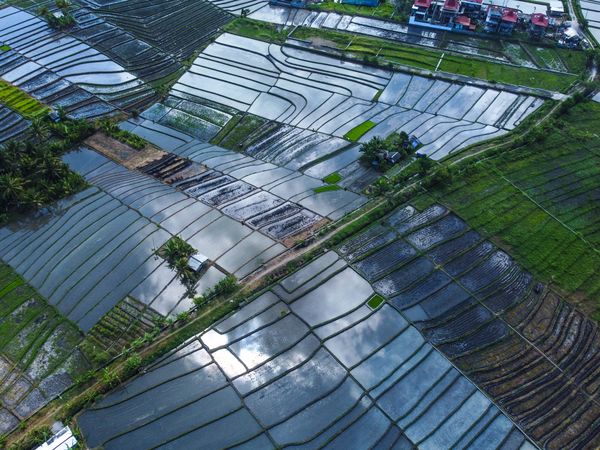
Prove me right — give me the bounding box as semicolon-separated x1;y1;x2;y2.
0;174;25;210
30;118;50;144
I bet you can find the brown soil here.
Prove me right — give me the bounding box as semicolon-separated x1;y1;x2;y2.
84;132;166;170
282;217;330;248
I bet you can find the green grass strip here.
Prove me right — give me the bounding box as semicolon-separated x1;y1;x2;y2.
367;294;385;309
323;172;342;184
0;79;49;119
314;184;342;193
345;120;376;142
291;27;578;92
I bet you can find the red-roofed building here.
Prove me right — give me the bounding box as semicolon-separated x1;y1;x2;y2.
501;8;518;23
412;0;433;22
414;0;432;7
443;0;460;11
454;15;471;29
436;0;460;24
499;8;518;34
530;12;549;38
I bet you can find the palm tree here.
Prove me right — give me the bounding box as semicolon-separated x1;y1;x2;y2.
30;118;50;144
0;174;25;210
56;105;67;122
24;188;45;209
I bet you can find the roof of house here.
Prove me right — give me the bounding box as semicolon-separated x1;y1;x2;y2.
502;8;518;22
456;15;471;25
462;0;482;4
531;13;549;27
414;0;432;8
188;254;208;271
443;0;460;11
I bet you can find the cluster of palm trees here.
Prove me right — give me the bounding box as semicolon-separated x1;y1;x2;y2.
160;236;200;297
0;116;93;223
38;0;75;30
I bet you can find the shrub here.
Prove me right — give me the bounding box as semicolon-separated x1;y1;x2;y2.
424;166;453;188
123;353;142;377
8;426;52;450
416;156;435;176
194;275;238;306
101;367;120;389
97;118;146;149
176;311;190;322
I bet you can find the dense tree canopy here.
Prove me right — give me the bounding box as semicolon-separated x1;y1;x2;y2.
0;118;94;223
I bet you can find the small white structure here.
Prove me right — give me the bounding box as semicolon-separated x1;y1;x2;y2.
188;254;209;272
35;426;77;450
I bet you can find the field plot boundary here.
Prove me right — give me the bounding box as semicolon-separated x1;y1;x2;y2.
77;249;534;449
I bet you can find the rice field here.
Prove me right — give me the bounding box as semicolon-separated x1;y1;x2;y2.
337;202;600;449
0;262;89;435
578;0;600;44
425;100;600;317
0;104;29;143
168;32;543;164
247;5;585;79
85;0;233;60
0;148;252;332
0;0;596;445
121;114;368;222
77;250;534;450
0;79;48;119
0;6;155;118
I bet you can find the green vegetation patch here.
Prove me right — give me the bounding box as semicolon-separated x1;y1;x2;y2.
97;118;146;149
223;18;288;44
213;113;268;150
0;79;49;119
291;27;578;92
314;184;342;193
158;236;200;297
309;0;396;20
345;120;376;142
556;49;588;73
1;117;93;224
0;262;84;373
0;45;10;52
367;294;385;309
323;172;342;184
423;100;600;317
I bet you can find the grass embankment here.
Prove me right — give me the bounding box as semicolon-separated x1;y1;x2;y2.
418;100;600;318
0;80;49;119
292;28;579;92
